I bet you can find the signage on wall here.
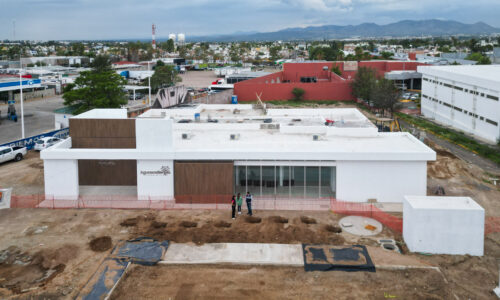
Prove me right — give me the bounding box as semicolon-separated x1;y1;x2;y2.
344;61;358;71
140;166;171;176
98;161;116;167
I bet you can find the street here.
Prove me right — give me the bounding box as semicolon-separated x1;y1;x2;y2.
0;96;65;144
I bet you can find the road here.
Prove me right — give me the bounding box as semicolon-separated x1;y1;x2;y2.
0;96;65;144
399;118;500;175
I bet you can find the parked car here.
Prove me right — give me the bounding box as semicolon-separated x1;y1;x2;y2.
0;146;27;164
410;94;420;100
34;137;63;151
402;93;411;99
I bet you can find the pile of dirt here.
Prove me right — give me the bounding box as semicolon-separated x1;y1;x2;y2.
268;216;288;223
120;218;138;227
324;224;342;233
300;216;317;224
0;244;78;294
89;236;112;252
214;221;232;228
179;221;198;228
124;215;345;245
245;216;262;223
151;221;167;229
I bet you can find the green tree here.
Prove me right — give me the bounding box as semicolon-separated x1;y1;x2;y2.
291;87;305;101
156;60;165;67
350;66;377;101
380;52;393;59
149;65;182;93
91;55;112;72
371;78;399;116
466;52;491;65
331;65;342;76
62;56;127;114
165;39;175;53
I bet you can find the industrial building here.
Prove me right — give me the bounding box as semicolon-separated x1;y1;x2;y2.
41;104;435;204
234;61;425;102
418;65;500;143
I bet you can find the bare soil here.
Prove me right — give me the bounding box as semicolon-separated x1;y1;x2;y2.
89;236;112;252
110;265;452;300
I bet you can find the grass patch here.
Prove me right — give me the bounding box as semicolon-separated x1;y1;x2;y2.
396;113;500;165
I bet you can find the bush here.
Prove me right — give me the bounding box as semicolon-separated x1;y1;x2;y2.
291;87;305;101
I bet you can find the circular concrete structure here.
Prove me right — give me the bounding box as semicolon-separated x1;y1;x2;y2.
339;216;383;236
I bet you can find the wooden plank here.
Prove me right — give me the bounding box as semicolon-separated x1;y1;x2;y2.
78;160;137;186
174;161;234;203
72;138;136;149
70;119;136;149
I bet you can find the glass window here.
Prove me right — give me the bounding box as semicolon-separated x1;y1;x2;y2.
261;166;276;197
276;166;290;198
305;167;319;198
246;166;261;196
291;166;305;199
234;166;246;196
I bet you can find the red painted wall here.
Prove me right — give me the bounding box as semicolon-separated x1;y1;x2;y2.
234;61;426;102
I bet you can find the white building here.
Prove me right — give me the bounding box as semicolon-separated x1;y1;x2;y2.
403;196;484;256
41;105;435;204
418;65;500;143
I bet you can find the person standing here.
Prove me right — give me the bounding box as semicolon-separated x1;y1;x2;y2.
236;193;243;215
231;195;236;219
245;191;253;216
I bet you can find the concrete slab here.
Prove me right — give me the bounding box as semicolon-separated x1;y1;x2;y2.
161;243;304;266
339;216;383;236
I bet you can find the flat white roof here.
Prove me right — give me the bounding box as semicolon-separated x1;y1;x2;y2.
418;65;500;89
72;108;128;119
404;196;484;211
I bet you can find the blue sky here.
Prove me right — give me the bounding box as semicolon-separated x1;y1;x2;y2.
1;0;500;40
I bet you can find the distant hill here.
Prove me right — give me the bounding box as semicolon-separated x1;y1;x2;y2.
189;20;500;42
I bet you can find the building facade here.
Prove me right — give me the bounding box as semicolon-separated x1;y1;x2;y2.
41;105;435;204
418;65;500;143
234;61;425;102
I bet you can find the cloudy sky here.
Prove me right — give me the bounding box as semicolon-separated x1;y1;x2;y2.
1;0;500;40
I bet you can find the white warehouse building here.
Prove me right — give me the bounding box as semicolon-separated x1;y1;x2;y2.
418;65;500;144
41;105;435;205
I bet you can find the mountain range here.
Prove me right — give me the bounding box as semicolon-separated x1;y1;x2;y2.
188;20;500;42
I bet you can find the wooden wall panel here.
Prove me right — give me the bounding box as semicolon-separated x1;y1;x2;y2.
70;119;136;149
78;160;137;186
174;161;234;203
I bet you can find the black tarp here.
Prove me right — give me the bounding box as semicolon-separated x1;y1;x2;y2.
302;244;375;272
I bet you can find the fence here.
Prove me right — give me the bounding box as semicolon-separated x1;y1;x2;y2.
330;199;403;233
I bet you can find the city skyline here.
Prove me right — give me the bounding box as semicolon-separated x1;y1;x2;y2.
1;0;500;40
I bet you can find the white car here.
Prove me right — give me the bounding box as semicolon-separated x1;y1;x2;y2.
0;146;27;164
34;137;63;151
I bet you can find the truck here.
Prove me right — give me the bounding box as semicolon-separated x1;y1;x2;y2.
0;146;27;164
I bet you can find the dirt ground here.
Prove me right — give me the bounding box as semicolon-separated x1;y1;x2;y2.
1;103;500;298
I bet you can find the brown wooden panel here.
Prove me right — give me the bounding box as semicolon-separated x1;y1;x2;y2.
174;161;233;203
70;119;136;149
78;160;137;186
70;119;136;138
72;138;136;149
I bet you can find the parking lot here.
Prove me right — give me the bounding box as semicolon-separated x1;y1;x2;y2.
0;96;64;144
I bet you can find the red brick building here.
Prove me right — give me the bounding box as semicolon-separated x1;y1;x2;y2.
234;61;425;102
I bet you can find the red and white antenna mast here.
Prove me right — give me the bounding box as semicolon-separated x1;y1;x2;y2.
152;24;156;50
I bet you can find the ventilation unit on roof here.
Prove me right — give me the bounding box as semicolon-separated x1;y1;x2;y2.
161;111;166;117
182;133;193;140
313;135;320;141
230;133;240;140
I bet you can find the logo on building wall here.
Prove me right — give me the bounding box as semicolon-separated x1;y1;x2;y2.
98;161;116;167
344;61;358;71
140;166;171;176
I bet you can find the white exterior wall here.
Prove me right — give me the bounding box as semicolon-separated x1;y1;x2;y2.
419;66;500;143
44;159;79;200
403;196;484;256
137;160;174;199
336;161;427;203
55;113;70;129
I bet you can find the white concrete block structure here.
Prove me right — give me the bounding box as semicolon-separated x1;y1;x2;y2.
41;105;435;204
418;65;500;143
403;196;485;256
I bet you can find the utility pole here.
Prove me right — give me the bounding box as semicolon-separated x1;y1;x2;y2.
148;61;151;106
19;56;25;139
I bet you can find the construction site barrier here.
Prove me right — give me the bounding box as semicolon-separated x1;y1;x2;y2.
330;199;403;234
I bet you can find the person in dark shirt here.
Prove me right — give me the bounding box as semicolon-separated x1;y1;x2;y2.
231;195;236;219
245;191;253;216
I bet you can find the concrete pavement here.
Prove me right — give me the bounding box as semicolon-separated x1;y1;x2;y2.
0;96;64;144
